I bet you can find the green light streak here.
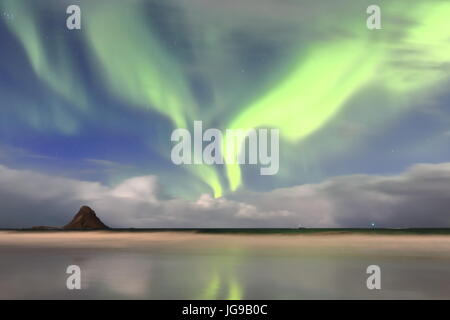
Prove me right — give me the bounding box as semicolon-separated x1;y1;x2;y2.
223;1;450;192
382;2;450;92
198;273;221;300
1;1;88;133
227;277;243;300
84;2;194;129
225;40;382;191
191;165;223;198
83;1;225;196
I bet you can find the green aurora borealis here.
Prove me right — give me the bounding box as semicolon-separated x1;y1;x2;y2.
1;0;449;198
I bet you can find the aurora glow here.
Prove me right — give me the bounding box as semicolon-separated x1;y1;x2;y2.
224;1;450;191
0;0;449;199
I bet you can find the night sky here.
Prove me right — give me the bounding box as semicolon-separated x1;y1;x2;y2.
0;0;449;228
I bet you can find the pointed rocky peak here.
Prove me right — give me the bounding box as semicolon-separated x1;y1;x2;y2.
63;206;109;230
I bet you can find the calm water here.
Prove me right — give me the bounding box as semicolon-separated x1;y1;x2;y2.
0;231;449;299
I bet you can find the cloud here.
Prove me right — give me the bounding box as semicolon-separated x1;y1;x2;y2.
0;162;449;228
0;144;55;161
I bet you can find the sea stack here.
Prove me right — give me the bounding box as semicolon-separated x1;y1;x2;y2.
63;206;109;230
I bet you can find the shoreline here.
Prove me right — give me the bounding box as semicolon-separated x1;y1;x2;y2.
2;228;450;235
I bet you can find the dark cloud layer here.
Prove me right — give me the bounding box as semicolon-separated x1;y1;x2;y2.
0;162;449;228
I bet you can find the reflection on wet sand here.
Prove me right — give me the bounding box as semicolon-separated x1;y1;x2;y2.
0;231;449;299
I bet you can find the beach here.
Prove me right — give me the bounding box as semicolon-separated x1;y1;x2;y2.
1;231;449;299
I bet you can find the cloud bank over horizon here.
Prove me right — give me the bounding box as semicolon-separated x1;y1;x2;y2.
1;162;449;229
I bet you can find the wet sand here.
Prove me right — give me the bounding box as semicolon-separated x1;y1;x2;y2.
0;231;449;299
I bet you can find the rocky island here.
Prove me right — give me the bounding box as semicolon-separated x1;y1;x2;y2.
32;206;109;230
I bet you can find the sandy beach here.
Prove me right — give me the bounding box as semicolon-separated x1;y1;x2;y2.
1;231;450;256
